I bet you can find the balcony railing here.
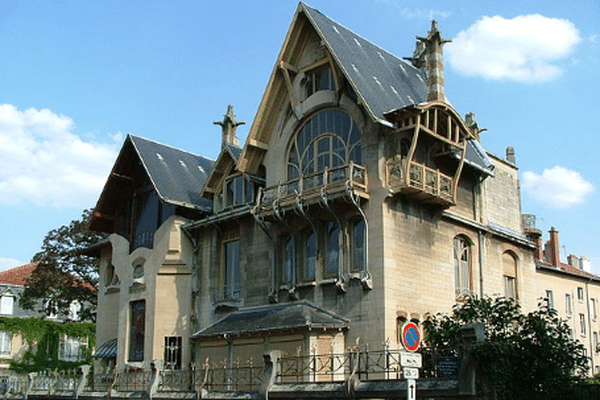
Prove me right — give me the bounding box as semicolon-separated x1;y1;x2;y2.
387;158;454;206
255;163;368;219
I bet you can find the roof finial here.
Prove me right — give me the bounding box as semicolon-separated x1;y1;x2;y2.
214;105;245;149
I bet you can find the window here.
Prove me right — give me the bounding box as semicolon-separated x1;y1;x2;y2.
281;235;295;284
325;222;340;278
164;336;182;370
59;335;87;362
577;287;584;302
352;219;366;272
0;295;13;315
594;332;599;350
504;276;516;299
565;293;572;315
129;300;146;362
304;65;335;99
287;109;362;186
579;313;586;336
546;290;554;310
502;251;517;299
133;262;145;285
454;237;471;296
224;240;241;299
0;332;11;357
302;231;317;281
592;298;597;320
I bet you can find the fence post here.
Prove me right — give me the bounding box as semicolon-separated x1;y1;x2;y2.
260;350;281;400
76;365;90;399
148;360;163;400
458;322;484;396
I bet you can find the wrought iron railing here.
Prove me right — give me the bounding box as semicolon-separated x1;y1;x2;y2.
257;163;368;215
387;158;453;203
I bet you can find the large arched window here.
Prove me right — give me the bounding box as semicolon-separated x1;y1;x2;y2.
287;109;361;182
454;236;472;296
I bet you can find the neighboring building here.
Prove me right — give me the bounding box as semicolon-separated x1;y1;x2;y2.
89;2;595;379
0;263;91;380
524;219;600;375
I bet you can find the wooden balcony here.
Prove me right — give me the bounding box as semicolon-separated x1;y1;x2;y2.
386;158;454;207
254;163;368;220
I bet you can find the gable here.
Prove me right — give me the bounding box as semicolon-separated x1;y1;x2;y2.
238;3;427;175
90;135;214;233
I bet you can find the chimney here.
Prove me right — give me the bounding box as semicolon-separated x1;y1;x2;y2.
548;226;560;267
214;105;245;149
567;254;579;268
506;146;516;164
418;21;452;103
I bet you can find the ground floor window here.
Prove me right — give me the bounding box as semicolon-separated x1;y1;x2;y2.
0;331;11;357
164;336;182;370
129;300;146;362
58;335;88;362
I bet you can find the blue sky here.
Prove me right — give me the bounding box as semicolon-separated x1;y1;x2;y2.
0;0;599;273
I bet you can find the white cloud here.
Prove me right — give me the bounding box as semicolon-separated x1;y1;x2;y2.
0;104;119;208
522;166;594;209
447;14;581;83
0;257;26;272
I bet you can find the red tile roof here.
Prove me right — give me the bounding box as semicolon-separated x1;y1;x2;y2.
537;259;598;280
0;262;38;285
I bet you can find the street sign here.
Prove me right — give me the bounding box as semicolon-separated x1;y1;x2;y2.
403;367;419;379
401;322;421;351
400;351;422;368
407;379;416;400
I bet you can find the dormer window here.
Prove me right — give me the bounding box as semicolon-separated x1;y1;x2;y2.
219;174;263;211
304;65;335;99
0;295;13;315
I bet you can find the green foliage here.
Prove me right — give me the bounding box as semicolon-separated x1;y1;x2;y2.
0;317;95;373
423;296;589;400
22;209;105;322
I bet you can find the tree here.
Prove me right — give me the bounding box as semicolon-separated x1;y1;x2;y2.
20;209;105;322
423;296;589;400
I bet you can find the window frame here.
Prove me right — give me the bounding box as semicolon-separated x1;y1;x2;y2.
454;236;472;296
129;300;146;362
325;222;341;279
546;290;554;310
300;230;317;282
565;293;573;315
579;313;587;336
577;287;584;302
0;331;11;358
164;336;183;370
222;239;241;300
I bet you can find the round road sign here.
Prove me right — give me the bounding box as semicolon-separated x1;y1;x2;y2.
401;322;420;351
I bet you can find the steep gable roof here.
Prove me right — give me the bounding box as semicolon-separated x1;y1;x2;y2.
302;3;427;121
201;144;243;199
238;3;428;174
129;135;214;210
90;135;214;232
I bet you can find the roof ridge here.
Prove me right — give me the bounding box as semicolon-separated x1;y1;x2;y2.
129;134;216;162
301;3;414;70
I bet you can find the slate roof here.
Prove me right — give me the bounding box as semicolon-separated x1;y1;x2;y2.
130;135;214;211
302;3;427;125
191;301;350;340
0;262;38;286
226;144;243;162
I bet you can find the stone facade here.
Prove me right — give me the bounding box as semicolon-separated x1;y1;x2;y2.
89;3;598;380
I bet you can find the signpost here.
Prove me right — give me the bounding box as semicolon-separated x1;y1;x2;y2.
400;322;421;400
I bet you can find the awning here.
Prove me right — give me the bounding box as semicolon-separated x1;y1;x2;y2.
95;338;117;359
